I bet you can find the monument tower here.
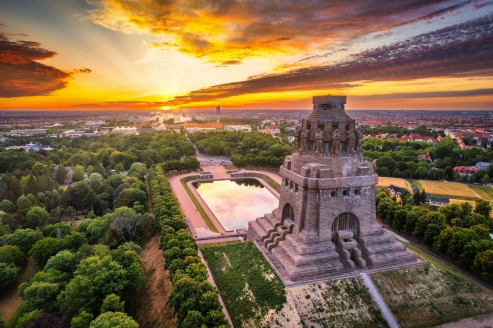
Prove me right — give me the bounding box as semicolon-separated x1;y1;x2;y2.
247;95;417;284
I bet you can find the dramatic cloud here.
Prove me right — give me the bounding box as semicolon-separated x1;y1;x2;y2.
87;0;482;64
0;33;71;98
75;68;92;73
161;14;493;106
353;88;493;100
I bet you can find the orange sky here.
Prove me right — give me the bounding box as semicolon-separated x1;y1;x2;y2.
0;0;492;110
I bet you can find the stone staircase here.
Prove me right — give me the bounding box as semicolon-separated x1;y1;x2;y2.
357;226;417;268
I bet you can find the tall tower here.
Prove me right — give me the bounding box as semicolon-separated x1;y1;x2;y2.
247;95;417;284
216;105;221;115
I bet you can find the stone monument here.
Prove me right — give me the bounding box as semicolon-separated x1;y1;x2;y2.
247;95;418;284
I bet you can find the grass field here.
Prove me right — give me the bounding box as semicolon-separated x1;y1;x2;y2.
200;242;286;328
418;180;479;200
469;185;493;201
180;175;219;233
377;177;412;191
371;265;493;328
378;177;487;202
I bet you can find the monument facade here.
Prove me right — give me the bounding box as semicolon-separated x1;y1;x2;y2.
247;95;418;284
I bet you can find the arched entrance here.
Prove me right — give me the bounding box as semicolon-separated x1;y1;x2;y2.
281;203;294;223
332;212;359;237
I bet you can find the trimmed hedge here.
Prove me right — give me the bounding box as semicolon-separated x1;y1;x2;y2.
148;165;229;328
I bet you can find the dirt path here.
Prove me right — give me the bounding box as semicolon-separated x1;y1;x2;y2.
136;235;176;328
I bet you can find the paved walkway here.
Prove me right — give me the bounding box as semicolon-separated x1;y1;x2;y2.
360;273;399;328
169;167;283;239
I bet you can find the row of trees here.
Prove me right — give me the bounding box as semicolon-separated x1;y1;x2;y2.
376;192;493;281
148;165;229;328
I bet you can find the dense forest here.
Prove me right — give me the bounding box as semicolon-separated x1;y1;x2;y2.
0;132;227;327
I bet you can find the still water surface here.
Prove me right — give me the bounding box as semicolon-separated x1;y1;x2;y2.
193;179;278;231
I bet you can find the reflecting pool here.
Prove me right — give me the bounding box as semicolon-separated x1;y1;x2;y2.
192;179;278;231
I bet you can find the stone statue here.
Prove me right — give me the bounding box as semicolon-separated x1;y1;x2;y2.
347;128;355;154
355;126;363;153
331;128;340;155
301;128;309;153
292;126;301;153
314;128;323;154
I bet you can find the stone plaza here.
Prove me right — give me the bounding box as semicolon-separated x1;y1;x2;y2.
247;95;419;285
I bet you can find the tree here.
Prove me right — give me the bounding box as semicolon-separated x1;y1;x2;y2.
114;188;147;209
31;237;60;267
57;255;128;317
128;162;147;179
17;195;33;216
481;174;491;185
89;312;138;328
0;245;26;267
181;310;205;328
447;229;478;260
25;312;64;328
423;224;442;246
0;262;19;293
55;165;67;184
414;216;429;241
463;213;489;228
474;199;492;221
87;173;104;190
73;165;85;182
44;222;72;238
460;202;472;219
24;206;50;229
392;209;408;231
473;250;493;281
100;293;125;313
61;231;87;251
71;311;94;328
433;226;458;253
22;281;60;312
110;213;143;242
1;228;41;252
0;199;15;212
44;250;78;274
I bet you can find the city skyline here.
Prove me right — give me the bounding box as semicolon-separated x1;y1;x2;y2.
0;0;492;111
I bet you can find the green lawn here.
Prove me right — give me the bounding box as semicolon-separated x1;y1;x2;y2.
200;242;286;328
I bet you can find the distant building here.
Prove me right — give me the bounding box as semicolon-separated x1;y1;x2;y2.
224;125;252;132
475;162;491;170
4;129;47;136
84;120;106;127
184;123;223;133
112;127;139;135
386;184;408;199
266;125;280;135
429;197;450;207
6;143;52;151
216;105;221;115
